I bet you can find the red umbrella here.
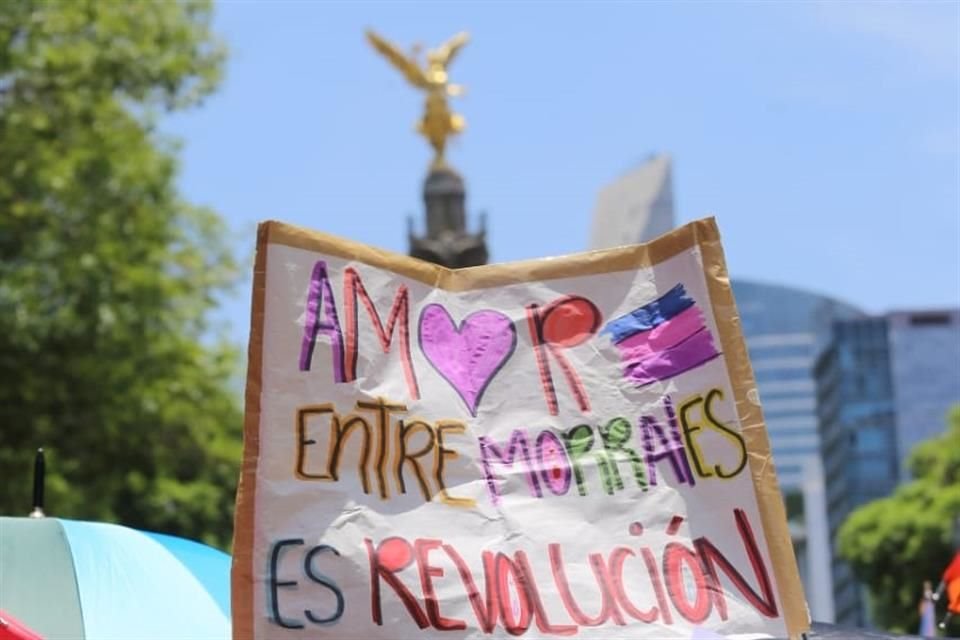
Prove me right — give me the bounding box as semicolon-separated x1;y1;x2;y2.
0;611;43;640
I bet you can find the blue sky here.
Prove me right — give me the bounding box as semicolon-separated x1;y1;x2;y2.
167;1;960;343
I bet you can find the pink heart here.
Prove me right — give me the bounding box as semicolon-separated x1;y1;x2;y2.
418;304;517;416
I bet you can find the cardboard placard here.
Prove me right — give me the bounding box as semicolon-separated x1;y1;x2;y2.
232;218;808;639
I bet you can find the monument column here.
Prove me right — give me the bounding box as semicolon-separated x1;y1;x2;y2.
408;166;487;268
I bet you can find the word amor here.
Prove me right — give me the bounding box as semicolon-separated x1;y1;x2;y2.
299;261;603;417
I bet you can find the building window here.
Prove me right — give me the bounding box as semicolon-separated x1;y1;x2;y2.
909;313;952;327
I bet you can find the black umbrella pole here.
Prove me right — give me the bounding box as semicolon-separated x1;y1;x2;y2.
31;447;45;518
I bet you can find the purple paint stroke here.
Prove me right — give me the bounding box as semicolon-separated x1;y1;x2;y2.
418;304;517;417
615;305;706;361
298;260;346;381
601;283;695;344
664;396;696;486
640;413;694;488
625;327;720;387
479;431;542;505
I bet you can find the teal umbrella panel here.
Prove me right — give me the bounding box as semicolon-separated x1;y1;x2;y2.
0;517;230;640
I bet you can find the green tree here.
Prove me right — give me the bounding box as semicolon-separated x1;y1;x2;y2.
0;1;241;548
838;406;960;633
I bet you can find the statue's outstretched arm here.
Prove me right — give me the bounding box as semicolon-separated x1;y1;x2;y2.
434;32;470;68
366;30;428;88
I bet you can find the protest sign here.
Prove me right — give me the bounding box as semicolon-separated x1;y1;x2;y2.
232;217;809;639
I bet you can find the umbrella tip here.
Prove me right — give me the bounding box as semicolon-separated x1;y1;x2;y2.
30;448;46;518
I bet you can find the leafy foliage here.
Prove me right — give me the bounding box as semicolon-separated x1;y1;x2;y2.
838;406;960;633
0;0;241;548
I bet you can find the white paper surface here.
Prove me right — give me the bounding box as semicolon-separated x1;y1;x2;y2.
243;237;791;639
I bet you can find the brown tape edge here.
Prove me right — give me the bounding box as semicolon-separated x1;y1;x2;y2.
263;218;700;290
695;218;810;638
231;222;269;640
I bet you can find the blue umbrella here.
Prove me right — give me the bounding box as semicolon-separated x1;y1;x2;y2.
0;516;231;639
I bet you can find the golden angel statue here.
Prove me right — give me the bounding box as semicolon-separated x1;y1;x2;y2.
366;29;469;168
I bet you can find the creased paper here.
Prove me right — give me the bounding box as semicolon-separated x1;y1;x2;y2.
231;218;809;639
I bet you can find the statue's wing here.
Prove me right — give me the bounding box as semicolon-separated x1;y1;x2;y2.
434;31;470;67
366;30;428;88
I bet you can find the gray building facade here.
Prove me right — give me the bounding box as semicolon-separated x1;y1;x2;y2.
589;154;675;249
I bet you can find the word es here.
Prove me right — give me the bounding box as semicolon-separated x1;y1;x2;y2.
268;539;344;629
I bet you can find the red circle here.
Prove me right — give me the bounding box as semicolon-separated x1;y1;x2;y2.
540;438;563;475
542;298;600;348
377;537;414;572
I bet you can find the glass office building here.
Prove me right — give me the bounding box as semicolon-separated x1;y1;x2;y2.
887;309;960;479
814;318;897;626
815;309;960;626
